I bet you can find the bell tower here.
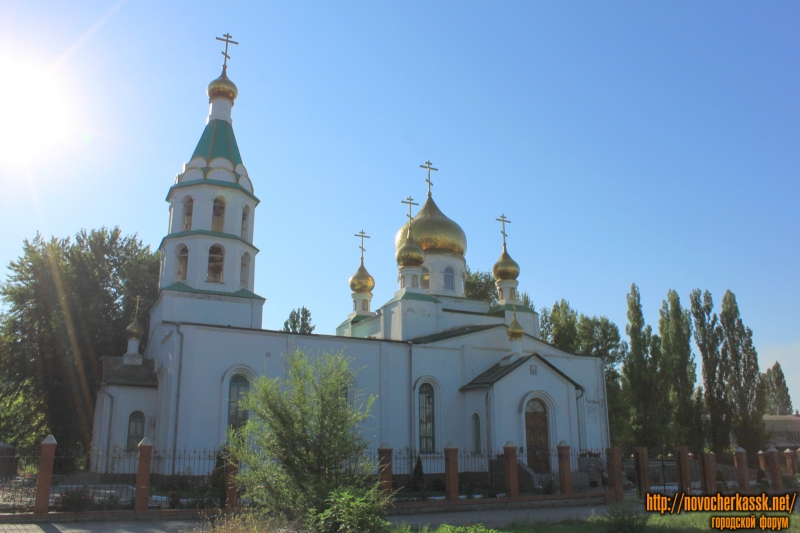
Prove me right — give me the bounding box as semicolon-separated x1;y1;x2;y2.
150;35;265;330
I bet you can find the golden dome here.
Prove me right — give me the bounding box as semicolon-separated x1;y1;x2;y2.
492;244;520;281
395;196;467;258
207;68;238;102
396;230;425;267
507;312;524;341
126;315;144;340
349;258;375;294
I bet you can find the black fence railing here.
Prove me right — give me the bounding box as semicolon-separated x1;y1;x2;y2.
0;452;40;513
50;448;137;512
149;448;226;510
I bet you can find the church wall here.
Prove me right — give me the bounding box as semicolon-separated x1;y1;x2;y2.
92;384;158;472
153;293;262;329
438;310;501;333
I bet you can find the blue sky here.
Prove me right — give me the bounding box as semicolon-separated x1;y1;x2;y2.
0;1;798;397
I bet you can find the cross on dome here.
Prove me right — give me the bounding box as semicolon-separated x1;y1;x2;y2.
134;295;142;315
401;196;419;222
354;230;370;260
496;214;512;245
420;160;438;196
216;33;239;69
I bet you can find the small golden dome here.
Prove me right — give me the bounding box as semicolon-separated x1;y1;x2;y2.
507;312;524;341
492;244;520;281
396;230;425;268
207;68;238;102
126;315;144;340
395;196;467;258
349;258;375;294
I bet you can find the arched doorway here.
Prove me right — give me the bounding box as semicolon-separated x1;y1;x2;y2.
525;399;550;473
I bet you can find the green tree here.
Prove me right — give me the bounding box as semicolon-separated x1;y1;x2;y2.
690;289;730;457
658;290;698;447
0;228;159;449
229;349;387;525
282;307;315;334
464;266;497;304
539;299;578;352
621;284;671;447
720;290;766;455
0;378;48;455
762;361;793;416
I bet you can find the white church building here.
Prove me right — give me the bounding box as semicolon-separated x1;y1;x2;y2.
91;57;610;468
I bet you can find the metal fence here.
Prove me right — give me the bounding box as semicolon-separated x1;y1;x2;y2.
149;448;226;510
0;452;40;513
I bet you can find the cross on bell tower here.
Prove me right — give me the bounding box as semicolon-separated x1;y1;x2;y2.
420;161;437;196
216;33;239;70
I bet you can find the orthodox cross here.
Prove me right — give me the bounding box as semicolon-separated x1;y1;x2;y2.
133;295;142;316
216;33;239;69
419;160;438;196
401;196;419;222
354;230;370;260
496;214;511;245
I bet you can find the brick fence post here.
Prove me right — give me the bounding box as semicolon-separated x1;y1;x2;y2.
784;449;796;476
674;446;692;494
701;452;716;494
33;435;57;516
557;441;572;495
766;447;783;491
606;447;623;503
377;443;393;498
135;437;153;514
735;447;749;492
225;457;239;510
634;447;650;497
444;443;459;503
503;441;519;500
758;450;767;473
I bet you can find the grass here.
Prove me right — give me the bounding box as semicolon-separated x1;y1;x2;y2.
185;507;800;533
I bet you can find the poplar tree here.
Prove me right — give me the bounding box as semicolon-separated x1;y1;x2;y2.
282;307;316;334
540;299;579;352
720;290;765;455
762;361;793;416
658;290;697;447
622;284;670;447
690;289;730;457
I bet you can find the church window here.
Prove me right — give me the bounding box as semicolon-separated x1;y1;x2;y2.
421;267;430;289
444;267;455;291
472;413;482;454
228;374;250;430
362;300;369;311
176;245;188;281
525;399;550;473
182;197;193;231
412;275;419;288
353;301;356;311
240;253;251;288
419;383;435;453
207;245;224;282
399;275;405;289
127;411;145;452
498;288;504;300
510;288;516;300
241;205;250;240
212;198;226;232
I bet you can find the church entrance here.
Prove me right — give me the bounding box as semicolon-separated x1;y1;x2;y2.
525;399;550;473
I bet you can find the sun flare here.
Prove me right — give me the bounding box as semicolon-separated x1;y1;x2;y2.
0;57;71;162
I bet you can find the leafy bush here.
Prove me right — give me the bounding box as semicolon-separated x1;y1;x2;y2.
435;526;501;533
54;487;93;512
601;502;648;533
309;486;390;533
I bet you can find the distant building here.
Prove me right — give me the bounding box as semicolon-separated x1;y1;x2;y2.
763;413;800;451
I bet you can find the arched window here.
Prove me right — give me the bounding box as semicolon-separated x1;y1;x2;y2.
498;288;504;300
510;288;516;300
182;197;193;231
399;275;405;289
207;245;224;282
127;411;145;452
525;399;550;473
240;253;251;288
353;301;356;311
421;267;430;289
444;267;455;291
412;275;419;288
241;205;250;240
228;374;250;430
472;413;482;454
419;383;435;453
212;197;226;232
176;245;188;281
361;300;369;311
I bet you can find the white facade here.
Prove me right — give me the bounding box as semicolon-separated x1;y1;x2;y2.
92;67;610;472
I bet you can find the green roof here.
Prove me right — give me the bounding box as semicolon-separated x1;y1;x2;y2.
159;230;260;252
383;291;441;306
487;303;536;315
460;355;533;390
191;120;243;166
168;179;260;205
336;314;373;329
411;324;502;345
162;282;265;300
